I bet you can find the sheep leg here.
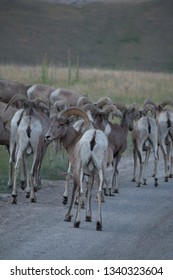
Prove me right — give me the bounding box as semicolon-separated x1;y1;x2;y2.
153;157;159;187
131;147;137;182
11;150;22;204
170;154;173;178
74;169;84;228
85;176;94;222
112;155;121;194
136;147;143;187
20;155;27;190
64;180;77;222
29;152;38;203
7;140;16;189
63;162;72;205
96;169;103;231
74;191;82;228
8;160;14;189
142;149;150;185
160;142;169;182
23;155;31;198
164;154;169;182
169;139;173;178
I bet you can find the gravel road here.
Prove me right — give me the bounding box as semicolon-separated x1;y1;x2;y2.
0;154;173;260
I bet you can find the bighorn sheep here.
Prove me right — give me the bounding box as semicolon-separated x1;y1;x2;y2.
131;104;159;187
82;102;137;195
45;107;111;231
6;94;50;204
0;101;17;150
61;100;115;204
0;116;10;150
144;99;173;181
0;79;30;107
49;88;84;107
27;84;56;106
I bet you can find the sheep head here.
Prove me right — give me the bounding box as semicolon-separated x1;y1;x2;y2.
6;94;49;115
95;97;112;109
45;107;90;142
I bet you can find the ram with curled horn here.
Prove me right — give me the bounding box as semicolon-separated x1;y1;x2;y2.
144;99;173;181
8;94;50;204
45;106;111;231
82;101;138;195
131;103;159;188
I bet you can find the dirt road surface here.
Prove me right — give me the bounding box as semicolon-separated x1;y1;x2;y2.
0;155;173;260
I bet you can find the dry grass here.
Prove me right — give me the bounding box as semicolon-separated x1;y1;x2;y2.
1;64;173;105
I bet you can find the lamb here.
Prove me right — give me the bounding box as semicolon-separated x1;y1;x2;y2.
6;94;50;204
45;107;111;231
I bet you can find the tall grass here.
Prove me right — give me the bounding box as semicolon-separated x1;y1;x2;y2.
0;64;173;192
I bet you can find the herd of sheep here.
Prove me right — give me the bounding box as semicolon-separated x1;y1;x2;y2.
0;78;173;231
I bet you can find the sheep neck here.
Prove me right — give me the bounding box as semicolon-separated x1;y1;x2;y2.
120;111;130;136
60;126;81;152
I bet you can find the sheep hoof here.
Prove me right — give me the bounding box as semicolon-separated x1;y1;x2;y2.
131;178;136;182
81;201;85;209
96;221;102;231
114;189;119;194
164;177;168;182
169;174;173;178
103;189;108;196
12;196;17;204
154;179;158;187
62;196;68;205
136;184;141;187
109;190;115;196
143;179;147;185
64;215;72;222
25;193;30;199
34;186;39;192
86;216;92;222
74;221;80;228
31;197;37;203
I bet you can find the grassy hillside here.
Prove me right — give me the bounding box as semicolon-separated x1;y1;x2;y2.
0;0;173;72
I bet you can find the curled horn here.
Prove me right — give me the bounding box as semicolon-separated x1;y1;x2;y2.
59;107;90;126
114;102;127;112
103;104;122;118
5;94;29;111
32;97;49;109
158;100;173;112
95;97;112;108
142;103;156;116
143;98;156;108
77;96;90;107
82;103;101;115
